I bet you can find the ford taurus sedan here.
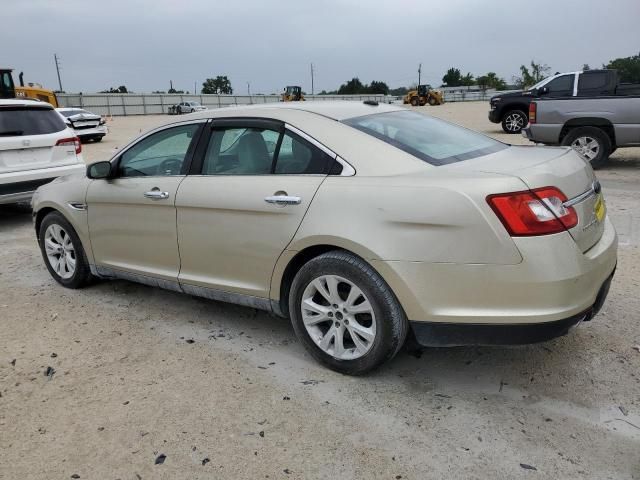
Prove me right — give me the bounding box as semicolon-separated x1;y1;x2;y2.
31;101;617;374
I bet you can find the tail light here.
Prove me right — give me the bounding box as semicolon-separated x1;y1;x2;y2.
55;136;81;155
487;187;578;236
528;102;537;124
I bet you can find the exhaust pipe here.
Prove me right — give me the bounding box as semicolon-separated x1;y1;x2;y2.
19;72;24;87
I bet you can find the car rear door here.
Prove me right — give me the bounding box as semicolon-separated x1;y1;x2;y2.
175;119;336;299
86;121;204;283
0;104;77;174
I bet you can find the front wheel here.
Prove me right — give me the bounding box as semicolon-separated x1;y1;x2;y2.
289;251;408;375
38;212;93;289
409;96;419;107
501;109;527;134
428;96;438;106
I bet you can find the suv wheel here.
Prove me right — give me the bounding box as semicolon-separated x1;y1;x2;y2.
501;110;527;134
38;212;93;289
289;251;408;375
561;127;611;169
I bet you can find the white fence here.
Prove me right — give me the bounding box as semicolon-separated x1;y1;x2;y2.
56;93;394;116
56;89;519;115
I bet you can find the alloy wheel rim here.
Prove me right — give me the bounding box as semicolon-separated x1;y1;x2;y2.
44;224;76;279
301;275;376;360
505;113;524;131
571;136;599;161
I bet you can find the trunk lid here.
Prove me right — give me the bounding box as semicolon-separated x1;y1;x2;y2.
0;131;80;174
451;145;604;252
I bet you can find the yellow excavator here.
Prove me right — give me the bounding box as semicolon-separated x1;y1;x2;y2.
403;84;444;106
281;85;305;102
0;68;59;107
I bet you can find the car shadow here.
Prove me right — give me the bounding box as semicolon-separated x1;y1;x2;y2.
0;204;33;231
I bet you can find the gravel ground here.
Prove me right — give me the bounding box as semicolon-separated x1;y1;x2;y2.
1;102;639;479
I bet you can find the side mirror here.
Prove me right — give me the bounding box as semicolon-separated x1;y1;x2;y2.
87;161;113;179
538;86;549;96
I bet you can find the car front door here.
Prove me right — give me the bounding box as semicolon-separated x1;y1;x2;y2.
175;119;337;300
86;121;204;283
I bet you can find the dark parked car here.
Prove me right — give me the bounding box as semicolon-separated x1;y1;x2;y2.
489;69;640;134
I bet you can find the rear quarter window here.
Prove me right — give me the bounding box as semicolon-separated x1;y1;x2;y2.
0;106;66;136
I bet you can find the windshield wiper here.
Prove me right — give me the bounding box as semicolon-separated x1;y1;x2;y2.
0;130;24;136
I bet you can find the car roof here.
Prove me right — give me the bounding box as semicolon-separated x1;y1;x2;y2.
187;100;403;122
0;98;53;108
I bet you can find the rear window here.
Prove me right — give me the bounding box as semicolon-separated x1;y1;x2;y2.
343;110;506;165
0;106;66;136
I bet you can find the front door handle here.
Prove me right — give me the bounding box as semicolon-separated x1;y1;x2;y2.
264;195;302;206
144;189;170;200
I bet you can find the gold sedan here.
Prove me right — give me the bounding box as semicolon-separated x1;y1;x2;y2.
32;101;617;374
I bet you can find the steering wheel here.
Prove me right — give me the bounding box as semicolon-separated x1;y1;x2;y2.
156;158;182;176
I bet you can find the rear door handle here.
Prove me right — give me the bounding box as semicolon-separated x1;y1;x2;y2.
144;189;170;200
264;195;301;205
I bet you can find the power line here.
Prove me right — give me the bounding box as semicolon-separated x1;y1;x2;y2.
54;53;63;92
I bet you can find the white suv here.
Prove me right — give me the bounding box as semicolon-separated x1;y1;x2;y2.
0;99;85;205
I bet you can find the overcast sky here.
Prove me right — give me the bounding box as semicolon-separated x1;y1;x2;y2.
3;0;639;94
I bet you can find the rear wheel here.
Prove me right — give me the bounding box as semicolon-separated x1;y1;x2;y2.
561;127;611;169
38;212;93;289
410;96;419;107
501;109;527;134
289;251;408;375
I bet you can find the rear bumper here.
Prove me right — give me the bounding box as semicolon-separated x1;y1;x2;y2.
410;269;614;346
0;163;85;205
521;124;560;144
373;215;617;327
74;125;107;138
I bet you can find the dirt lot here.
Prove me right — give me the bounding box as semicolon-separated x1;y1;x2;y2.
1;102;639;479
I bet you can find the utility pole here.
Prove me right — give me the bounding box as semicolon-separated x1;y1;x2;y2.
54;54;63;92
418;63;421;88
310;63;315;95
247;82;251;95
194;81;197;95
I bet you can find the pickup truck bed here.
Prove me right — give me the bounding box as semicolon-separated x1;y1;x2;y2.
523;95;640;168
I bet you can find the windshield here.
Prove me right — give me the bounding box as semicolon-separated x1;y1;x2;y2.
529;76;552;90
343;110;506;166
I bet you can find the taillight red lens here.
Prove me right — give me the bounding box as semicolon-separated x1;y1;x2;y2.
55;137;81;155
487;187;577;236
528;102;537;124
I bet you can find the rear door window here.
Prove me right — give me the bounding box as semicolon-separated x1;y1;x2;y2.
577;72;608;95
0;106;66;136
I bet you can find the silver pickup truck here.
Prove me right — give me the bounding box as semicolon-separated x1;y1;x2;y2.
522;96;640;168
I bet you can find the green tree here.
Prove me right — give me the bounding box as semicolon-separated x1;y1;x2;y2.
337;78;365;94
366;80;389;94
476;72;507;91
515;61;550;88
100;85;129;93
442;67;463;86
582;64;591;71
461;72;475;86
606;52;640;83
389;86;409;96
201;76;233;94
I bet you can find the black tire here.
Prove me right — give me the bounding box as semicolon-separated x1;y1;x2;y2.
289;250;408;375
38;211;93;289
501;109;527;134
428;96;437;106
410;96;419;107
561;127;611;169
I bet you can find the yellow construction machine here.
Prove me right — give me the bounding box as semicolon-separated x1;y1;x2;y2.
403;84;444;106
0;68;59;107
281;85;305;102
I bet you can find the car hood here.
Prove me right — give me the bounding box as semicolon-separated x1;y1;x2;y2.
490;90;532;101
